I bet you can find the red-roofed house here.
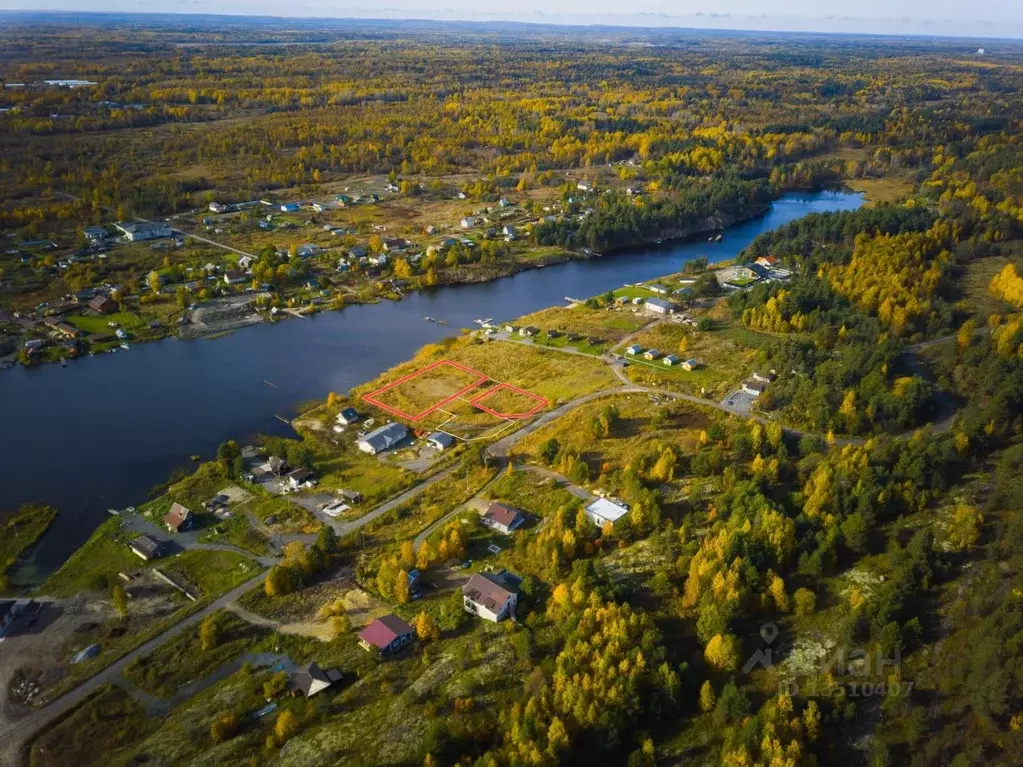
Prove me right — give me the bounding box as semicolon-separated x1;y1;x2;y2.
358;614;415;654
162;502;194;533
755;255;778;267
481;503;526;535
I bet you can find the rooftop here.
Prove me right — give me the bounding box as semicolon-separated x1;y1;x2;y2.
586;498;629;525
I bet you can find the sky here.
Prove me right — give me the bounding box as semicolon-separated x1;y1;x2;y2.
2;0;1023;39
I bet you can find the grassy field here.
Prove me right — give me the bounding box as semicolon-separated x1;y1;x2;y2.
66;310;146;335
1;505;57;591
123;611;268;697
957;254;1023;317
845;175;916;206
40;516;141;598
29;684;155;767
484;469;582;518
158;549;260;598
355;334;617;412
621;318;766;398
511;304;649;341
512;393;717;474
199;511;271;556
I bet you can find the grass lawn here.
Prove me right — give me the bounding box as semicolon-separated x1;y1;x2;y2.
484;469;581;518
199;512;270;556
40;516;140;598
159;549;261;598
66;310;146;335
122;611;269;697
1;505;57;591
29;684;155;767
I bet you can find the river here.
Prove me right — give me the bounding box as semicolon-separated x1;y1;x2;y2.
0;190;862;581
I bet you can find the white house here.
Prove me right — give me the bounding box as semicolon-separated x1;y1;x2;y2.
482;503;526;535
358;422;408;455
585;498;630;528
237;255;254;269
645;298;676;314
460;216;477;229
463;572;518;622
625;344;642;355
209;202;227;213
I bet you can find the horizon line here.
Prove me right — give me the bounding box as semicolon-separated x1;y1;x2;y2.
0;8;1021;42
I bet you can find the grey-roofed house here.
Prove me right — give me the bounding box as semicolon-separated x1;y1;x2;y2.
291;661;342;697
462;571;519;623
357;422;409;455
645;297;676;314
337;407;360;426
129;534;165;561
115;221;173;242
427;432;455;451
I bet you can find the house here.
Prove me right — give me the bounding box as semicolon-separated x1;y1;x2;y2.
349;245;368;259
625;344;642;355
682;358;700;371
648;284;670;294
358;614;416;654
223;270;246;285
43;317;80;338
586;336;604;346
643;349;661;360
566;333;581;343
427;432;455;451
741;377;767;396
663;354;680;366
83;225;108;242
576;182;592;192
498;198;512;208
115;328;128;340
237;255;254;269
502;224;517;239
280;202;300;212
460;217;476;229
585;498;630;527
88;295;117;314
291;661;343;697
645;297;676;315
129;534;165;561
519;326;539;337
162;502;194;533
266;456;289;477
339;489;363;504
337;407;360;426
209;202;228;213
295;244;319;258
335;194;352;206
463;571;519;622
482;503;526;535
755;255;778;268
382;238;410;252
115;221;173;242
286;468;316;489
751;370;776;383
545;329;562;339
358;422;409;455
504;324;519;334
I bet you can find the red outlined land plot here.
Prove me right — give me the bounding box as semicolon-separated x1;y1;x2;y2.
468;383;549;419
361;360;551;428
363;359;489;421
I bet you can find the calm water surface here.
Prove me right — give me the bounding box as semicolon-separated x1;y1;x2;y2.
0;191;862;580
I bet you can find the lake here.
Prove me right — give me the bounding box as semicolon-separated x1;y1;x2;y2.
0;190;862;581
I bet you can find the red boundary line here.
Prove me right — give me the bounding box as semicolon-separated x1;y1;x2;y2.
468;382;549;419
362;359;489;422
